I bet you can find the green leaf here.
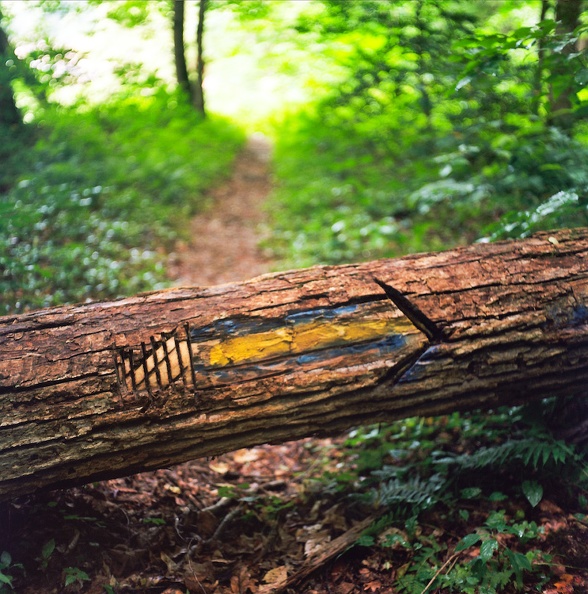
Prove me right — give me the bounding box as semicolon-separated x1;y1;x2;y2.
575;69;588;85
511;26;533;40
460;487;481;499
455;533;481;552
522;480;543;508
0;553;10;569
42;539;56;560
479;538;498;561
489;491;507;502
63;567;90;587
356;535;375;547
0;572;13;587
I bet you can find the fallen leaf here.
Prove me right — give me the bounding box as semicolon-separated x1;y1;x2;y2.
231;565;258;594
233;448;261;463
539;500;564;514
262;565;288;585
209;461;230;474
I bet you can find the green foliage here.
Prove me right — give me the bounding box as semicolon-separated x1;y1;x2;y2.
0;551;23;593
37;539;55;570
0;90;244;313
267;1;588;265
103;0;153;28
340;405;586;593
450;511;546;594
142;517;166;526
62;566;90;588
435;430;579;473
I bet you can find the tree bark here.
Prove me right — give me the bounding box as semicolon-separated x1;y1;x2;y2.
193;0;206;117
173;0;192;100
1;228;587;500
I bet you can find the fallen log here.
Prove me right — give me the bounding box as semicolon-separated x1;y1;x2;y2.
1;228;587;500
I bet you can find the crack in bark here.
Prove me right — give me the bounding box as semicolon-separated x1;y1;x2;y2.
0;371;103;395
373;277;445;343
372;277;449;394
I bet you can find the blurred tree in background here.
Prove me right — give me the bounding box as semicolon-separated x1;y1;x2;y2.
0;0;243;313
0;7;20;128
550;0;584;128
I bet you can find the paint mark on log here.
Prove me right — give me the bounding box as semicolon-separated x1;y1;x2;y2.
207;315;416;366
113;299;429;406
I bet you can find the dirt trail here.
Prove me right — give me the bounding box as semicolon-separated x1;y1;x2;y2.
169;133;274;287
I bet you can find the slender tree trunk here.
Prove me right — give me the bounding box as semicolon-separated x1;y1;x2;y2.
549;0;582;129
1;228;587;500
173;0;192;100
533;0;551;116
414;0;432;130
193;0;206;117
0;9;21;128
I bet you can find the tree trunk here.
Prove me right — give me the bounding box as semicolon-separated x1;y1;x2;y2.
173;0;192;100
549;0;582;129
193;0;206;117
0;10;21;128
1;228;587;501
533;0;550;116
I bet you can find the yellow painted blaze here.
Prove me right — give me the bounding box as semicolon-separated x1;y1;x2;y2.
209;327;292;366
208;316;418;367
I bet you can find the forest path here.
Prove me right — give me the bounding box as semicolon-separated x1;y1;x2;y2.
169;133;274;287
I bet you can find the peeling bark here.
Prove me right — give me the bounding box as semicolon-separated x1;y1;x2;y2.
1;228;587;500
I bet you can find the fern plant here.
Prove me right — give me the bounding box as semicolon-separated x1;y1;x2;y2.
348;404;585;594
434;433;578;472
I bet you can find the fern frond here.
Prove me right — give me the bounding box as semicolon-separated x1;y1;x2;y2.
378;473;445;510
435;435;579;472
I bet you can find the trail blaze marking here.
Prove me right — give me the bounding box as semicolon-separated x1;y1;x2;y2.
208;316;418;366
114;299;427;403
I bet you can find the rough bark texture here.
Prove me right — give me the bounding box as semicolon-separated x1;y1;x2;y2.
1;228;587;500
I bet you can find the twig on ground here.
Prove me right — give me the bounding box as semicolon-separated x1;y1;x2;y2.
419;553;459;594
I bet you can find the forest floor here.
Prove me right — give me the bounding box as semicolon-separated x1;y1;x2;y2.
2;138;587;594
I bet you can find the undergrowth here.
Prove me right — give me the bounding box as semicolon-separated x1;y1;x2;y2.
316;403;588;593
267;113;588;268
0;90;244;314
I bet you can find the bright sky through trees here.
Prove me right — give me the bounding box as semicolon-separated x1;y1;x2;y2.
2;0;330;123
